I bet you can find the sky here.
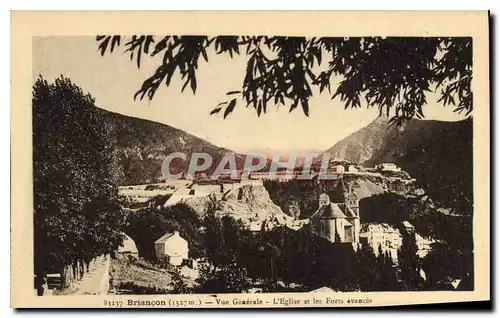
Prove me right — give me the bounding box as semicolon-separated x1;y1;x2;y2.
33;36;468;154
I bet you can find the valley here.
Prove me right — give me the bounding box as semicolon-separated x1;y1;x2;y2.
35;95;474;294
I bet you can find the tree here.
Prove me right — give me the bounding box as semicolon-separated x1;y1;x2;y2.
170;268;192;294
96;36;472;125
33;76;128;290
353;244;380;291
195;261;250;294
194;211;253;293
378;251;401;291
421;242;474;291
397;228;422;291
201;210;224;268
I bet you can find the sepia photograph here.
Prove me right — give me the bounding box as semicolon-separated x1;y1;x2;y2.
11;11;490;308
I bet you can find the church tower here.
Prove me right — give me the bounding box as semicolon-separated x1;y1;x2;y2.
345;187;359;217
318;193;331;207
345;187;360;246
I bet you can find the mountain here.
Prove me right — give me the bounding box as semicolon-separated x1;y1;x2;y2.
99;109;246;185
320;116;473;214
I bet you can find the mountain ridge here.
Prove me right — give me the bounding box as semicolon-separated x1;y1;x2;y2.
320;116;473;214
98;108;247;185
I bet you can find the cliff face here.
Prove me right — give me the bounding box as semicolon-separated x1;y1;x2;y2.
177;182;298;229
341;174;425;200
264;172;424;219
218;184;289;221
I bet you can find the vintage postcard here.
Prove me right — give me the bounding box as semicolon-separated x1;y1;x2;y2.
11;11;490;308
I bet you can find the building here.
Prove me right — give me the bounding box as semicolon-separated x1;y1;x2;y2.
359;223;402;261
359;221;435;261
310;192;360;244
249;222;262;233
332;165;345;174
347;165;358;173
375;163;401;172
154;231;189;266
163;187;209;207
117;234;139;260
248;171;270;180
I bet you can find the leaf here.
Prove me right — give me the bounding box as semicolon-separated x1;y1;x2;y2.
191;75;197;93
223;99;237;119
110;36;121;53
201;49;208;62
136;46;142;68
97;36;472;121
181;79;190;93
210;107;222;115
152;36;170;56
98;36;111;56
143;36;154;54
301;99;310;117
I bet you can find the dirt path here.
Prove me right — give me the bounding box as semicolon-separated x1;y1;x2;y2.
70;255;110;295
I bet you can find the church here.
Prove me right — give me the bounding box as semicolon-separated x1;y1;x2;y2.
310;190;360;244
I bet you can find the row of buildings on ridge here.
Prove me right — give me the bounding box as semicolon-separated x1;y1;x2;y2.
180;162;401;183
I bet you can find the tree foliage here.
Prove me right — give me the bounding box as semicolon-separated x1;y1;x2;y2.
195;213;251;293
126;203;204;261
33;76;127;285
359;192;473;247
170;268;193;294
199;215;403;292
196;261;250;294
397;228;423;291
421;242;473;290
96;35;472;124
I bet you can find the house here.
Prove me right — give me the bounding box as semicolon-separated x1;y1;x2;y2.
359;221;434;261
154;231;189;266
359;223;402;261
375;163;401;172
310;192;360;244
332;165;345;174
117;234;139;260
249;222;262;233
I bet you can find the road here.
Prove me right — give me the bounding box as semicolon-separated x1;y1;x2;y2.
70;255;110;295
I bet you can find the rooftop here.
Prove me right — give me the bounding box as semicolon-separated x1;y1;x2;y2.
312;203;358;219
154;231;182;244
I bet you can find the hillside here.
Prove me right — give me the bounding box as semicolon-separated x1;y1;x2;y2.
99;109;246;185
321;116;473;214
